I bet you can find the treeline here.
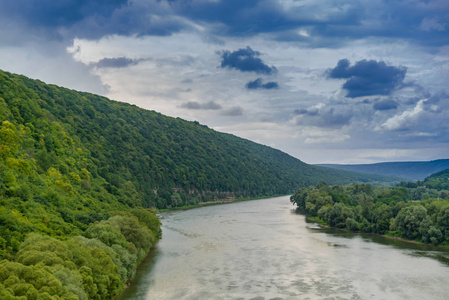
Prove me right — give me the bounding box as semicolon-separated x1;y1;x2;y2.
290;171;449;245
0;69;397;210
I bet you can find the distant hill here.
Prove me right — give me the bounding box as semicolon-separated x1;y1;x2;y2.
318;159;449;181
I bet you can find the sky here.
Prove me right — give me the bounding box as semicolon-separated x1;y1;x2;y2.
0;0;448;164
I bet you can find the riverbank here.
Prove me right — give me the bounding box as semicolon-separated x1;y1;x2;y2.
379;234;449;249
155;194;288;213
304;215;449;249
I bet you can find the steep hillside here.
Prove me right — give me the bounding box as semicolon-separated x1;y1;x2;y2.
319;159;449;181
0;70;397;210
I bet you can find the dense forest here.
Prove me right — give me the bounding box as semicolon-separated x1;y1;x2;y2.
0;69;162;298
0;69;397;210
291;169;449;245
319;159;449;181
0;69;396;298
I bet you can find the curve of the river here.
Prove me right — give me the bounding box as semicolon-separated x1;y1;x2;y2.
119;196;449;300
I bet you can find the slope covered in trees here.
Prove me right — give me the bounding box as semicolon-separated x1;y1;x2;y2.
0;69;397;210
291;169;449;245
319;159;449;181
0;70;161;299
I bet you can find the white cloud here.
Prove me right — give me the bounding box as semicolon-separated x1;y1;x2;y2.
378;99;427;131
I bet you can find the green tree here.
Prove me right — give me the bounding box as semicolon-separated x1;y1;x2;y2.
395;205;428;239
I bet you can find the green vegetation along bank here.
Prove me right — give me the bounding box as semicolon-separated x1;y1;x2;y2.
291;169;449;246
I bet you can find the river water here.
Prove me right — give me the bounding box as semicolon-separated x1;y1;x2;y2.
119;196;449;300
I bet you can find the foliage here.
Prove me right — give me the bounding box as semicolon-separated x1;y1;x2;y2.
0;70;167;298
423;168;449;192
291;177;449;245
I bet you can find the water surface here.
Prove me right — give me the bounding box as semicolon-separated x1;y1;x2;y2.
119;196;449;299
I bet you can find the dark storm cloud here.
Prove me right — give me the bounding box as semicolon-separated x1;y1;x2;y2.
373;99;399;111
0;0;128;28
245;78;279;90
167;0;448;47
327;59;407;98
219;47;277;74
167;0;361;37
0;0;190;41
96;57;144;68
169;0;299;36
180;101;222;110
1;0;448;47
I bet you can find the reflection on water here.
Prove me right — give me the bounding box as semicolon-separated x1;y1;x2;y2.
119;196;449;300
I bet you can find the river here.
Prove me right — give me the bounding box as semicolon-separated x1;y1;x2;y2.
118;196;449;299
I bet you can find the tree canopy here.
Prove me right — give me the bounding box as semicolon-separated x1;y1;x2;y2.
291;173;449;245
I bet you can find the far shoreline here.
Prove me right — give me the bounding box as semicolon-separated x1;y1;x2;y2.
304;214;449;250
155;194;289;213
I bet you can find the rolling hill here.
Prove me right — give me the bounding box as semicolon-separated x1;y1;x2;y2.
319;159;449;182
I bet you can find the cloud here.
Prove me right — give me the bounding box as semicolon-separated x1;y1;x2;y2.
180;101;222;110
96;57;144;68
166;0;449;48
219;46;277;74
293;103;323;117
221;106;243;116
245;78;279;90
0;0;191;42
327;59;407;98
2;0;448;50
1;0;129;28
292;104;352;128
420;17;446;32
379;99;427;131
373;99;398;111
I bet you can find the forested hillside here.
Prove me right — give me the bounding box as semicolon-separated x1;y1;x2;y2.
319;159;449;181
0;70;396;210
